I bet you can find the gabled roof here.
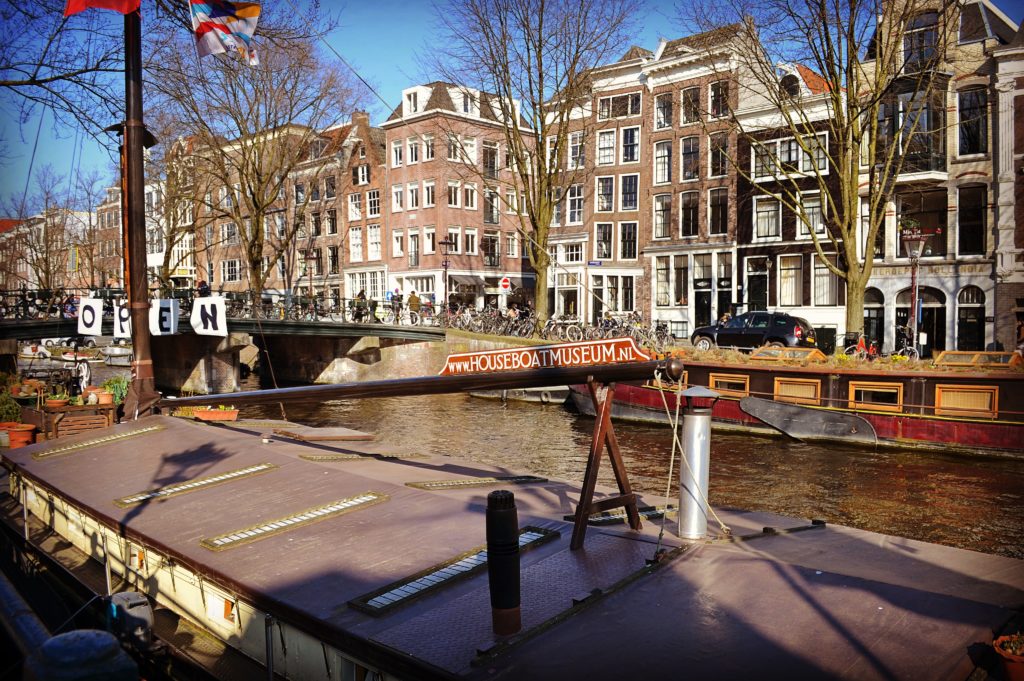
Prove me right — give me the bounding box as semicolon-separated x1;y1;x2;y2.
0;218;20;234
619;45;653;62
662;23;742;58
795;64;833;94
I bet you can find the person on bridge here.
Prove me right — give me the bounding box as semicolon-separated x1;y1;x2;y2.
353;289;367;322
391;288;403;316
408;290;421;316
197;280;211;297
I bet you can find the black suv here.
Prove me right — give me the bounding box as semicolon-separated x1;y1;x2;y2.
690;311;816;351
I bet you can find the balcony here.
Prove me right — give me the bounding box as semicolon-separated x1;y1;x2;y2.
899;151;946;175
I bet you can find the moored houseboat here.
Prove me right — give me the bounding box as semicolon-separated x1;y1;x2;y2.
569;347;1024;454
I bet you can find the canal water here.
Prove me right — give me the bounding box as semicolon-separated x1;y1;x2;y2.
242;391;1024;560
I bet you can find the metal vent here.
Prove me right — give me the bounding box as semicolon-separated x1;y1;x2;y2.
114;463;278;507
563;505;675;526
200;492;388;551
349;527;559;616
406;475;548;490
32;426;165;460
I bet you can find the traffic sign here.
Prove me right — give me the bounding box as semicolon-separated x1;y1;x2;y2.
499;276;512;292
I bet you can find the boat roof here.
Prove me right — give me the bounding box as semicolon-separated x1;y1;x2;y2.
3;415;1022;679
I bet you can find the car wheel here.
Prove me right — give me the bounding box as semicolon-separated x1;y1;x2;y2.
694;336;714;352
84;339;96;348
44;339;56;347
767;341;785;348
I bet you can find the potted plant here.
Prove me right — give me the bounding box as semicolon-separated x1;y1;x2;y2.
101;375;130;405
45;391;70;408
193;404;239;422
995;632;1024;681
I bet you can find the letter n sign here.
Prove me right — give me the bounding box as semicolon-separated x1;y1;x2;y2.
191;296;227;337
149;299;179;336
77;298;103;336
114;302;132;339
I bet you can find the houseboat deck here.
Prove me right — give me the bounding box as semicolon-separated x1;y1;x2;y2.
2;415;1022;680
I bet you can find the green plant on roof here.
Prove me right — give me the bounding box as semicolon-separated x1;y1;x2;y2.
102;375;130;405
0;392;21;422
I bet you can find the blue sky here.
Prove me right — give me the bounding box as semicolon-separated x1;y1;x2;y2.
1;0;1021;214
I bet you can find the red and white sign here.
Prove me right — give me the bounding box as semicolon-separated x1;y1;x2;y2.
439;338;651;376
499;276;512;292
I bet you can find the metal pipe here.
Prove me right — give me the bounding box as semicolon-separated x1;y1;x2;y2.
265;614;274;681
0;570;50;657
486;490;521;636
103;534;112;597
679;407;712;540
160;358;685;409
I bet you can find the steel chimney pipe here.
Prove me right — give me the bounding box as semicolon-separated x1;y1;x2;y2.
486;490;521;636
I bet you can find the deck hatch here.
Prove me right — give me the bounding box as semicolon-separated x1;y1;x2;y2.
349;526;559;616
406;475;548;490
114;463;278;507
32;425;165;460
563;505;675;526
199;492;388;551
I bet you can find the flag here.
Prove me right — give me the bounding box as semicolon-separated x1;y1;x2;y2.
64;0;140;16
190;1;261;66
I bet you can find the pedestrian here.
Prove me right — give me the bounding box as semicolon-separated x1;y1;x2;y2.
353;289;367;322
197;279;211;297
391;287;403;315
408;290;421;315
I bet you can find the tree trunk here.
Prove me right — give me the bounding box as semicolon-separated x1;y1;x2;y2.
534;262;549;323
845;273;866;336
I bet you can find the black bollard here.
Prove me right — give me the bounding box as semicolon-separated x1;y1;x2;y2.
486;490;521;636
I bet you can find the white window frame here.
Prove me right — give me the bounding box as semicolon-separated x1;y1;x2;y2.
408;183;420;210
753;195;782;242
424;227;436;254
597;92;642;121
447;227;462;254
594;222;614;260
619;173;639;212
367;224;381;260
680;136;699;182
567;184;584;225
797;192;826;239
506;232;520;258
463;183;477;210
424;134;435;161
777;254;804;307
348;193;362;221
597;130;616;166
393;230;404;257
464;228;478;255
220;259;240;283
367;190;380;218
392;140;403;168
618;221;638;260
654;140;672;184
568;131;585;169
407;137;420;164
424;180;436;207
813;255;840;307
620;126;641;164
595;176;614;212
391;184;404;212
447;181;461;208
708;133;728;178
681;86;701;124
679;190;699;238
653;194;671;239
654;93;673;129
350;227;363;262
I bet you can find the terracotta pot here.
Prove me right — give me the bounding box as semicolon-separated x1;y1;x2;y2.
0;422;21;429
96;391;114;405
995;636;1024;681
8;424;35;449
45;399;69;408
193;409;239;422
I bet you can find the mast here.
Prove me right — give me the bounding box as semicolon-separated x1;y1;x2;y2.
121;8;159;418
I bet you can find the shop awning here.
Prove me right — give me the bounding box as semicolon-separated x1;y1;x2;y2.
450;275;484;287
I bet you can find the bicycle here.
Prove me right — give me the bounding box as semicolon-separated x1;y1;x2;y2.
891;325;919;360
843;334;879;360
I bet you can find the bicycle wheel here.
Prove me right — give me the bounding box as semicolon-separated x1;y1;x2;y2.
407;311;420;326
564;324;583;342
901;347;919;360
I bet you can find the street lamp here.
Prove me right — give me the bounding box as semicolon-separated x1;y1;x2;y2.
901;227;928;356
439;237;457;323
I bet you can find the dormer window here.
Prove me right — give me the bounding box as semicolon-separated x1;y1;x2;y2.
462;92;475;114
904;12;938;71
406;92;418;113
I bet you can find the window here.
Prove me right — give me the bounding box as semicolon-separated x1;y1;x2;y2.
774;377;821;405
327;209;337;235
569;132;585;169
653;194;671;238
391;184;403;212
408;183;419;210
597;130;615;165
448;228;462;253
564;243;583;263
709;188;728;235
710;81;729;118
654;141;672;184
779;255;803;306
598;92;641;120
620;174;639;211
408;138;420;164
408;232;420;267
353;164;369;186
655;94;673;129
958;88;987;155
958;185;986;255
681;136;699;180
294;183;305;204
621;127;639;163
348;193;362;221
221;222;238;244
803;134;828;172
904;12;938;70
447;134;461;161
482;231;500;266
710;134;728;177
367;224;381;260
448;182;460;207
311;212;321;237
656;257;671;306
310;181;320;202
406;91;418;113
463;183;477;210
506;189;518;213
325;176;336;199
620;222;637;259
485;189;501;224
424;227;435;254
813;257;839;306
596;177;614;211
754;196;780;240
392;230;404;257
680;191;698;237
220;259;240;283
424;134;435;160
367;190;380;218
849;381;904;412
462;91;475;113
506;232;519;258
681;87;700;123
935;384;997;418
709;373;749;397
462;137;476;163
754;143;776;177
483;141;500;178
424;180;435;207
595;223;613;259
567;185;583;224
392;140;403;167
464;229;477;254
350;227;363;262
799;194;825;236
327;246;339;275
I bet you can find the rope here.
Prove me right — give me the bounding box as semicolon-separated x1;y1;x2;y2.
653;373;731;547
651;370;682;559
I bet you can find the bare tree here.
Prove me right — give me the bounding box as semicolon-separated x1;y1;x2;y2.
148;28;365;298
432;0;641;322
4;165;74;291
66;167;110;289
682;0;961;334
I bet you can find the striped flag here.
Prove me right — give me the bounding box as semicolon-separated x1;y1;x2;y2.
64;0;140;16
190;1;261;66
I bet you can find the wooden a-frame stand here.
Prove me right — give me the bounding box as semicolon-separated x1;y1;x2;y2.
570;378;642;550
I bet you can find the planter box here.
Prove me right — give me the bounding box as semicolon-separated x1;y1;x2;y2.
193;409;239;422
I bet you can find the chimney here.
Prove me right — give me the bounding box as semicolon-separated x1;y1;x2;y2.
351;111;369;128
